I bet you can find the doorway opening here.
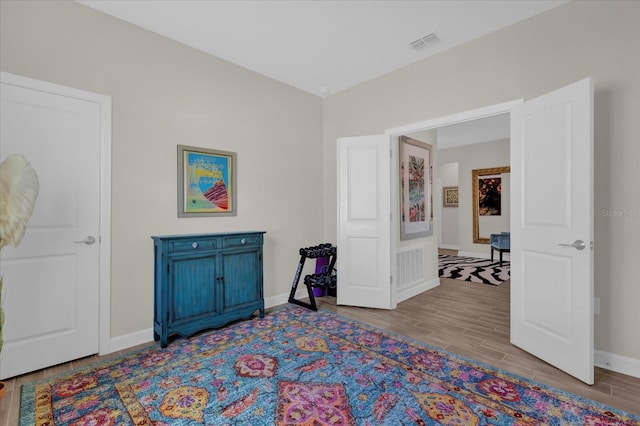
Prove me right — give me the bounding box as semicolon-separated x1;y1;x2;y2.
386;101;519;308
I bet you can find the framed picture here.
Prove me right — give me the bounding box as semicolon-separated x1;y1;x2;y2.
399;135;433;240
478;176;502;216
472;166;510;243
177;145;237;217
443;186;459;207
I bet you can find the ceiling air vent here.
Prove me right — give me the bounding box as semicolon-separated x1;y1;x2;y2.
409;32;441;51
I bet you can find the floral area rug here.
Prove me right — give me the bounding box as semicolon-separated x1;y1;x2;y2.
439;254;510;285
20;305;639;425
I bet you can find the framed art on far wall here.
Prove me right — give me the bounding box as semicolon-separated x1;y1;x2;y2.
443;186;459;207
472;166;510;243
399;135;433;240
177;145;237;217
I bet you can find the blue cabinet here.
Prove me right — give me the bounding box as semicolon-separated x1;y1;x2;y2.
152;231;265;347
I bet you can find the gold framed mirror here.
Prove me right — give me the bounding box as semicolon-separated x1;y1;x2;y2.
472;166;510;243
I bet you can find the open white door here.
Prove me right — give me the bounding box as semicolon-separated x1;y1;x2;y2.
511;78;594;384
337;135;393;309
0;73;110;379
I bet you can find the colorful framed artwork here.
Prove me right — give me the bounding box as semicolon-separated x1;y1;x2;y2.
443;186;459;207
399;135;433;240
177;145;237;217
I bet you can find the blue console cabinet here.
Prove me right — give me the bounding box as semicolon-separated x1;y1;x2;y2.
152;231;265;347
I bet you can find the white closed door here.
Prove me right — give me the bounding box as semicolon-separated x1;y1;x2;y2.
337;135;392;309
510;78;594;384
0;73;106;379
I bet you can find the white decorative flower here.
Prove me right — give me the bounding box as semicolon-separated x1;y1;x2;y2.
0;154;40;249
0;154;40;354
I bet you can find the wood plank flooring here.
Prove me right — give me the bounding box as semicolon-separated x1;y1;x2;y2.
2;269;639;424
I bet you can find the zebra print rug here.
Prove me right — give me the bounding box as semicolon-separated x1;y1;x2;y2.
438;254;510;285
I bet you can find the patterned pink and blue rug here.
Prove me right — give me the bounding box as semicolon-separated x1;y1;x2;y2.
20;305;639;425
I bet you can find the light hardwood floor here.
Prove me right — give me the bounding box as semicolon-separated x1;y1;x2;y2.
2;274;639;424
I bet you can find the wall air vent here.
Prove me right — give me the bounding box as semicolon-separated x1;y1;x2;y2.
409;32;441;51
396;245;425;288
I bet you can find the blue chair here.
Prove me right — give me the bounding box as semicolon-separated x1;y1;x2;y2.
490;232;510;266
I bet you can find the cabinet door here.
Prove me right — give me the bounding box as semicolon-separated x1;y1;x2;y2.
220;249;260;312
169;254;218;323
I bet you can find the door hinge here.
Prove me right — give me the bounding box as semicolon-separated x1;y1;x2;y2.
390;275;393;284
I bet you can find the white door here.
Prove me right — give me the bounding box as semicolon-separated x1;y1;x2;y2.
0;73;108;379
510;78;594;384
337;135;393;309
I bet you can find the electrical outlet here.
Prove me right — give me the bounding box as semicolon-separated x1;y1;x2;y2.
594;297;600;315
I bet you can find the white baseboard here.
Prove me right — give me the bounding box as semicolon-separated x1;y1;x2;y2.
265;292;296;309
595;350;640;378
105;295;297;355
273;278;442;309
105;327;154;354
396;278;440;304
457;250;490;258
457;250;511;262
439;244;459;250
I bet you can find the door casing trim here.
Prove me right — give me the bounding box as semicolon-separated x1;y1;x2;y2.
384;99;523;307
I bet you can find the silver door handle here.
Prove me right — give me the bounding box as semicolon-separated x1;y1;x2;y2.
558;239;586;250
74;236;96;245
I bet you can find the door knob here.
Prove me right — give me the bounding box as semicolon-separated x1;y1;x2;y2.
558;239;586;250
74;236;96;245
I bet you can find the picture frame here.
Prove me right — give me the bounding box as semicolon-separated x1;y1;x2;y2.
443;186;459;207
177;145;237;217
472;166;510;243
399;135;433;240
478;176;502;216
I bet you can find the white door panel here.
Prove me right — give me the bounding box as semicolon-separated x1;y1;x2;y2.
0;74;106;379
511;78;593;384
337;135;392;309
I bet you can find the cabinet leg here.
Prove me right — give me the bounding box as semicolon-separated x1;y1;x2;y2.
160;333;169;348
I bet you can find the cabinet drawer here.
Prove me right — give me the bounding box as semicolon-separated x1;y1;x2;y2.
169;239;217;252
223;234;260;249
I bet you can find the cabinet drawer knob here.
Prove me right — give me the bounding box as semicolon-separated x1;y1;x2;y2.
192;242;198;248
241;238;246;244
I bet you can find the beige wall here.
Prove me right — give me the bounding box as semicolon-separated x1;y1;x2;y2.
438;140;510;256
323;1;640;361
437;162;459;248
1;0;324;338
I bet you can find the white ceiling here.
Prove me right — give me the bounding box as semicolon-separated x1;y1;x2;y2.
436;113;511;149
77;0;567;98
